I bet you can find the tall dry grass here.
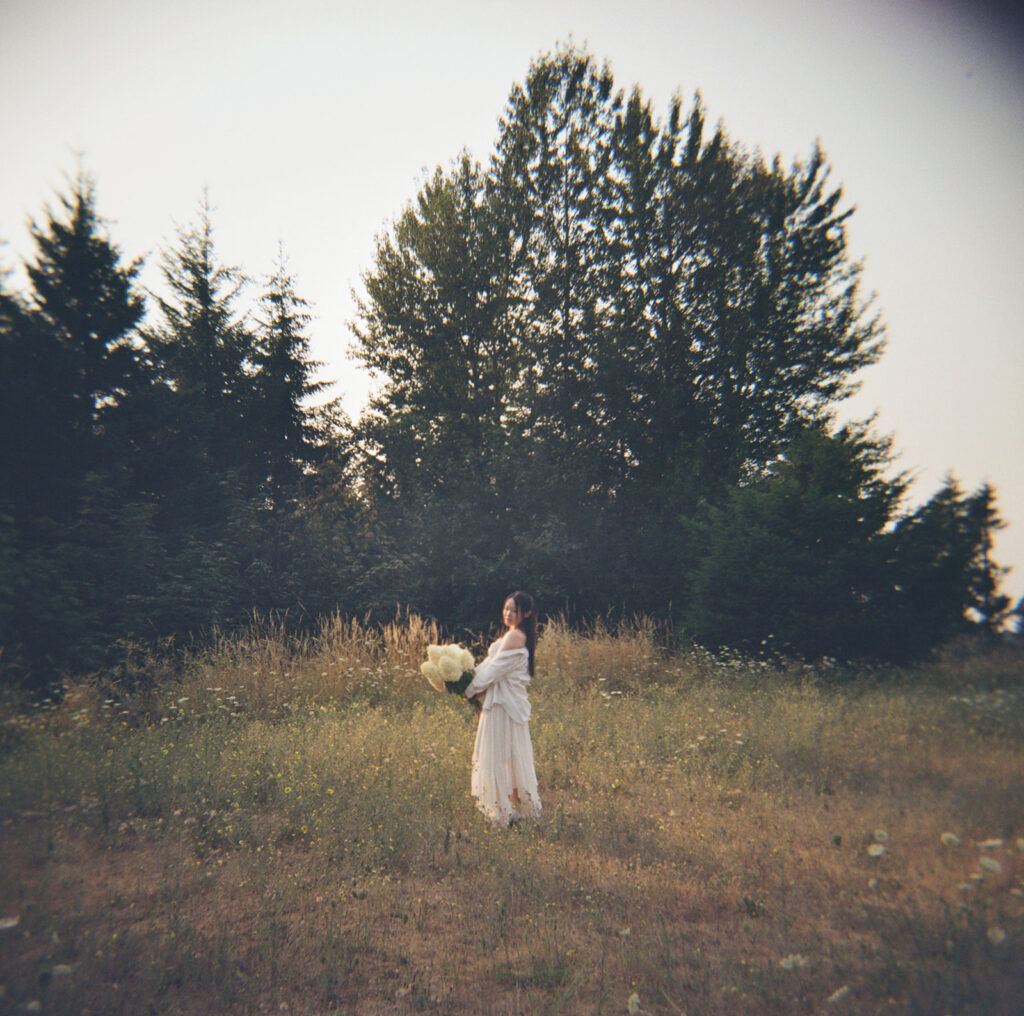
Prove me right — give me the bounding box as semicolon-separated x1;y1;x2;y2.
1;619;1022;1015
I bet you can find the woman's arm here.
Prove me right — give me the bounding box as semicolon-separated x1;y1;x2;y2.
464;643;526;698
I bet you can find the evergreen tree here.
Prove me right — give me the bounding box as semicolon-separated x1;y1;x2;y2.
2;174;147;516
146;196;257;515
0;264;69;517
1;176;158;684
962;483;1011;637
24;171;147;464
252;245;329;505
686;426;1010;661
882;479;1010;654
685;422;909;659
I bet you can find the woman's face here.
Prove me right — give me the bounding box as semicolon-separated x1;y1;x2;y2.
503;597;523;630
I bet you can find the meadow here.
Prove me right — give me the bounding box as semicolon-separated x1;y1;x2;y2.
1;616;1022;1015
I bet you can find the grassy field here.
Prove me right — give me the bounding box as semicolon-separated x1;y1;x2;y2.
1;617;1022;1015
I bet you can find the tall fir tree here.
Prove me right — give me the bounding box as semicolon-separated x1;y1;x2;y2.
685;422;909;659
146;195;258;516
252;245;329;505
3;172;147;515
1;173;155;684
962;483;1011;637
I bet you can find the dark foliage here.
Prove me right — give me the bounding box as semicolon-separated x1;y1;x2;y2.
0;47;1013;686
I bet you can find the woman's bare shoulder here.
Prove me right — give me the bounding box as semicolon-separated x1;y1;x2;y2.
500;628;527;650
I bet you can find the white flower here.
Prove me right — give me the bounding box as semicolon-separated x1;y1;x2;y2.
867;843;886;858
987;926;1008;947
779;954;809;970
941;832;961;848
421;644;475;691
979;856;1003;874
627;992;641;1014
420;659;445;691
979;838;1004;849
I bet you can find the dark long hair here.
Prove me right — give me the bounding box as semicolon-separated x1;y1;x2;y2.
507;590;536;676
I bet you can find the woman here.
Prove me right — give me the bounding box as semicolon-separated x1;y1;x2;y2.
463;591;541;825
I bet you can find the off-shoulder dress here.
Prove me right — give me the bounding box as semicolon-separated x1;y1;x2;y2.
463;639;541;824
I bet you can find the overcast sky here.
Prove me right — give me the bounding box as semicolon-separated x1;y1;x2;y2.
2;0;1022;604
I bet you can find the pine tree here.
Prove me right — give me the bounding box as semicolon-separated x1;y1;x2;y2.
25;171;147;449
252;245;329;505
961;484;1010;637
147;195;257;510
1;174;155;684
3;173;147;515
685;422;910;660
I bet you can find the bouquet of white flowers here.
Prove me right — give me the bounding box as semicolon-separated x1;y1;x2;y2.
421;644;476;698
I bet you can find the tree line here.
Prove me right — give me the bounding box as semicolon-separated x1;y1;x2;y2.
1;47;1018;688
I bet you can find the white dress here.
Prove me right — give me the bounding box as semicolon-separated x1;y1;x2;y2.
463;640;541;824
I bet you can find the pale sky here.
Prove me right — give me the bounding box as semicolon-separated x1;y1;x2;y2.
2;0;1022;605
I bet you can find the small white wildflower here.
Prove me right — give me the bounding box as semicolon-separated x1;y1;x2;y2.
627;991;641;1014
979;838;1004;849
980;856;1003;874
779;954;809;970
0;916;19;931
987;926;1008;947
941;832;961;848
867;843;886;858
176;697;188;704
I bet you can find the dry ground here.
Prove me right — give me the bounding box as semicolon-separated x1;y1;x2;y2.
1;622;1022;1015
